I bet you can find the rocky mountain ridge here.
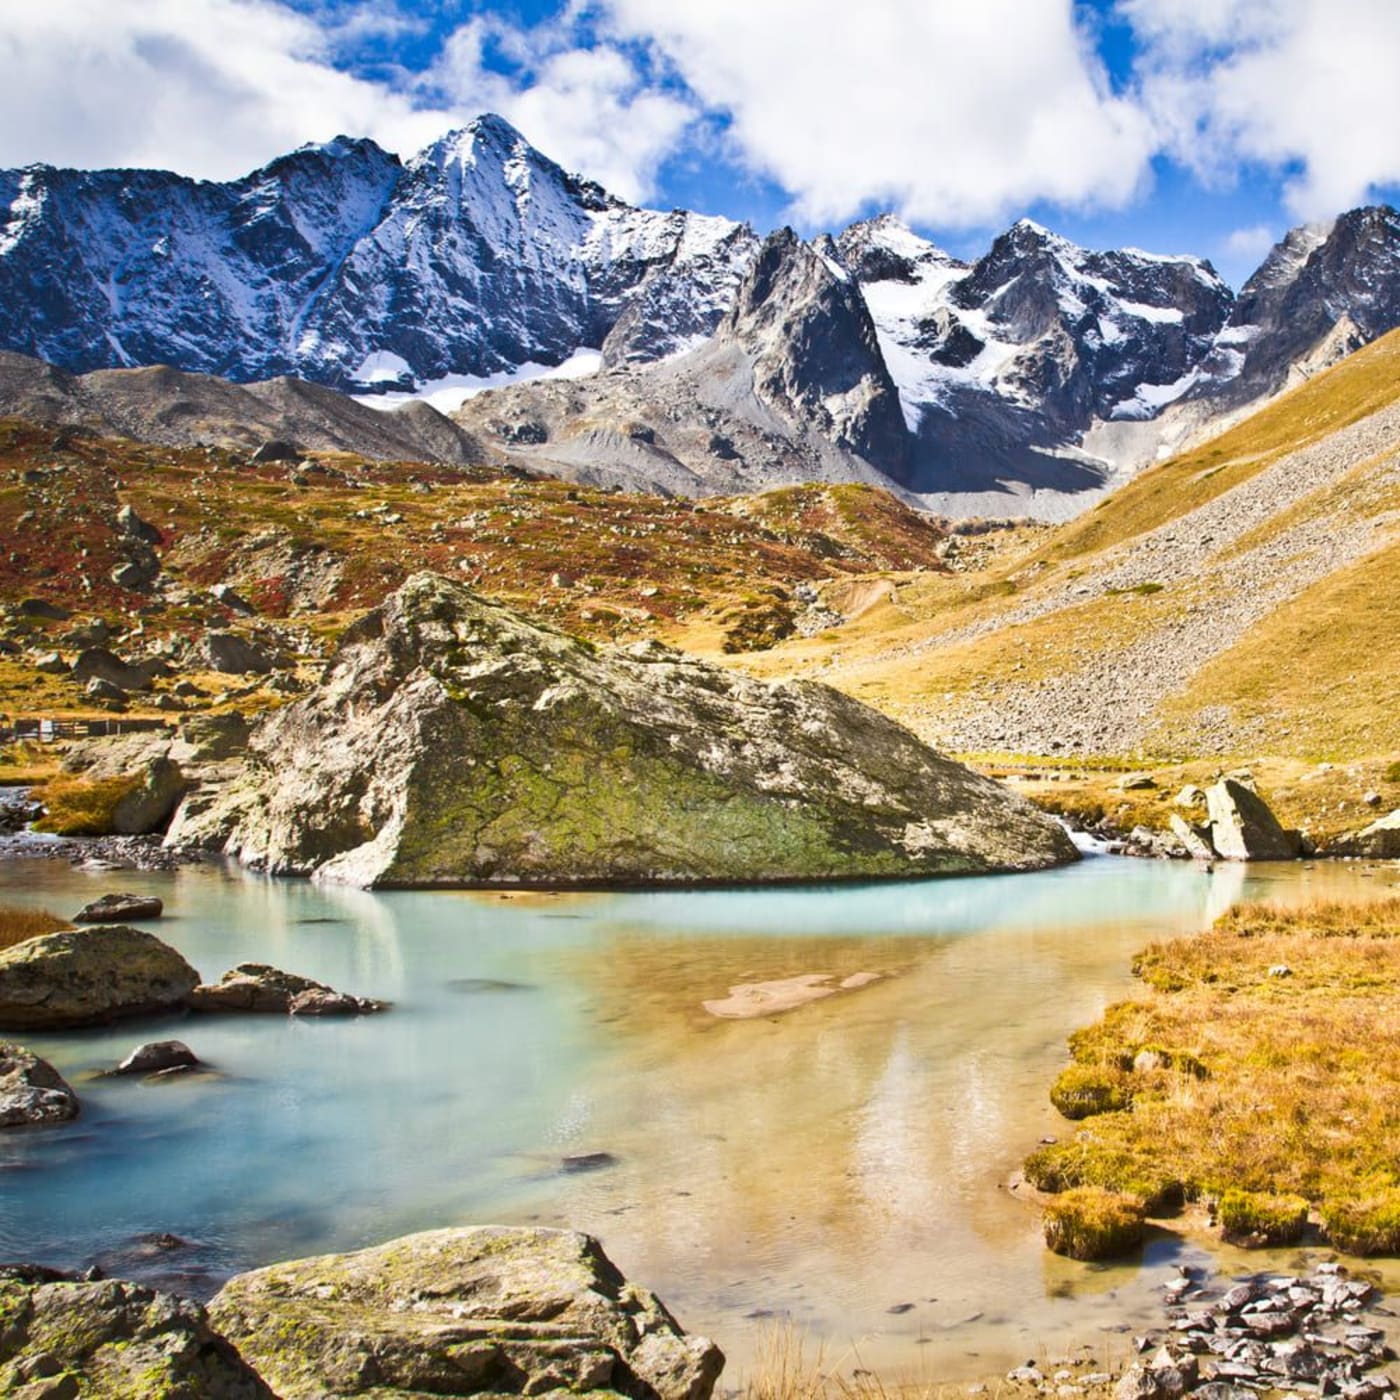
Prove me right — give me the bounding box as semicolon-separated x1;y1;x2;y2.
5;116;1400;515
0;115;757;391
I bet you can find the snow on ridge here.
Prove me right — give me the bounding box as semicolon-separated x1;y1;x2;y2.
353;348;604;415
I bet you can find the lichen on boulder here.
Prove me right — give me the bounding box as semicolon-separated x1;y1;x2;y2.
208;1225;724;1399
169;572;1076;887
0;1267;274;1397
0;925;200;1030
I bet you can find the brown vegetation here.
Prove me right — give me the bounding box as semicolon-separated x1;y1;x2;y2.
1028;897;1400;1255
0;905;70;952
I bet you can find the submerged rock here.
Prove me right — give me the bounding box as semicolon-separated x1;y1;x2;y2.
208;1225;723;1400
187;963;385;1016
169;572;1076;887
0;926;200;1030
0;1269;273;1397
0;1042;79;1127
73;892;164;923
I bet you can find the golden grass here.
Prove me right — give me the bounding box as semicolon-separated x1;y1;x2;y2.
1144;540;1400;762
32;774;141;836
1027;897;1400;1255
0;906;71;952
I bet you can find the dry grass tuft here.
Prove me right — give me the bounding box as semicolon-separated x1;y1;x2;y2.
0;905;71;952
32;774;141;836
1043;1188;1146;1261
1028;896;1400;1255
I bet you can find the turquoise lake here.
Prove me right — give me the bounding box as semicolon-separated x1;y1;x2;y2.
1;850;1395;1383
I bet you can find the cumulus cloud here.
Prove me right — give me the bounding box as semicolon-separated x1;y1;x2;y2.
597;0;1156;228
0;0;457;179
1222;223;1279;262
1125;0;1400;218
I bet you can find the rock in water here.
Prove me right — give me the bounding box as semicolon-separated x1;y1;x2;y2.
0;1043;79;1127
115;1040;200;1076
208;1226;723;1400
0;926;200;1030
0;1269;273;1397
74;892;165;923
170;572;1076;887
187;963;385;1015
1205;778;1301;861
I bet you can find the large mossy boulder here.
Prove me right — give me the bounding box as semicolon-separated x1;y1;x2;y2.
168;572;1076;887
0;926;200;1030
208;1225;724;1400
0;1268;273;1397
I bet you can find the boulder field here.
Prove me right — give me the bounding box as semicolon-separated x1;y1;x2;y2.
168;572;1077;886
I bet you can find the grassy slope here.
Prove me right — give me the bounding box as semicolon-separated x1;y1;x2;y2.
1048;328;1400;562
728;327;1400;773
0;419;947;721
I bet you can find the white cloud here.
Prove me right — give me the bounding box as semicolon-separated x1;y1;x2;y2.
1222;223;1278;263
0;0;457;179
1125;0;1400;218
426;15;695;203
597;0;1156;228
0;0;687;202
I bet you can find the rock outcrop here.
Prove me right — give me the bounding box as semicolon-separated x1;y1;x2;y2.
1204;778;1301;861
0;1043;79;1127
0;1268;273;1397
0;926;200;1030
1331;808;1400;859
208;1226;723;1400
168;572;1077;886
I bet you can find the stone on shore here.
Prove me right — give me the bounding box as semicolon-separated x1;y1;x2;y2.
73;892;164;923
1331;808;1400;858
0;1043;79;1127
0;1268;273;1398
187;963;385;1016
1204;778;1301;861
169;572;1077;887
0;926;200;1030
208;1225;723;1400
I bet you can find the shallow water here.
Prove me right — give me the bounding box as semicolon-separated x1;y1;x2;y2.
1;852;1396;1384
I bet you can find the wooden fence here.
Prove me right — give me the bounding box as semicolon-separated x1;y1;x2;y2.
0;717;175;745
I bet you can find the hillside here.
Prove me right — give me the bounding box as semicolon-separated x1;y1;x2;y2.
0;418;947;727
723;328;1400;833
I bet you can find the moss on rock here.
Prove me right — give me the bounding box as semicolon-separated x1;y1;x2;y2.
174;573;1078;887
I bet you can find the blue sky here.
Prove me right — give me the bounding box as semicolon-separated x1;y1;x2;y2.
4;0;1400;286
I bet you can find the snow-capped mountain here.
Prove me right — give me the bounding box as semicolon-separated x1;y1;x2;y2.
1173;205;1400;412
0;114;757;390
833;214;1233;497
5;115;1400;517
